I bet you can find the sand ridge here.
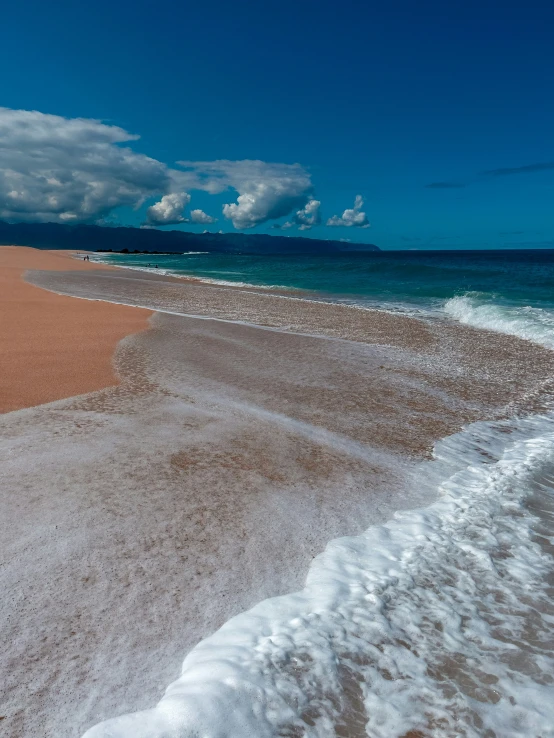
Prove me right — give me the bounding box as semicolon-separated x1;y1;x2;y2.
0;246;152;413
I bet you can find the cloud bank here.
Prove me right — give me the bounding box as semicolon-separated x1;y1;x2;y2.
327;195;370;228
0;108;373;236
0;108;170;223
0;109;317;230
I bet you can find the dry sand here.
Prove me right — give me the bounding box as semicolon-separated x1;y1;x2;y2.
0;246;152;413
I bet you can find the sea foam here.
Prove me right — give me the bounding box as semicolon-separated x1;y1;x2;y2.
83;410;554;738
60;270;554;737
444;293;554;349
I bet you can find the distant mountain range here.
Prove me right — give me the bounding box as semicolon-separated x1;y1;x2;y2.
0;221;379;254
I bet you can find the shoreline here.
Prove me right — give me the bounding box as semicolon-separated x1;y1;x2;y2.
0;246;152;413
27;257;554;425
2;246;554;736
90;252;433;313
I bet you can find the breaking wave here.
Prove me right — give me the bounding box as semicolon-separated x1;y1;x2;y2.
83;411;554;738
77;260;554;738
444;293;554;349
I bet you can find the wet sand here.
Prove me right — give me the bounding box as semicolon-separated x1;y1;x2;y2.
28;264;554;429
2;251;554;737
0;247;152;413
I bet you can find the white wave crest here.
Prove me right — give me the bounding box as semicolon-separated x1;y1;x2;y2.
83;412;554;738
444;293;554;349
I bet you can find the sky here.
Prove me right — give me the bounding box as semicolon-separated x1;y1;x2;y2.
0;0;553;249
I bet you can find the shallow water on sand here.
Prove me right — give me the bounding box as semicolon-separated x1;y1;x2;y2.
9;263;554;737
1;311;430;738
82;412;554;738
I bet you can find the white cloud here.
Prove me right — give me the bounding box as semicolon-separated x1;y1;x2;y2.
294;198;321;230
190;208;217;224
0;108;171;223
0;108;320;233
327;195;370;228
177;159;313;229
145;192;190;225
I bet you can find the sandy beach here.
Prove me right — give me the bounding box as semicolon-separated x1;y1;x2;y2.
2;247;554;737
0;247;152;413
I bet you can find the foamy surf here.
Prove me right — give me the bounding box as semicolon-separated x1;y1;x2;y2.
444;293;554;349
82;411;554;738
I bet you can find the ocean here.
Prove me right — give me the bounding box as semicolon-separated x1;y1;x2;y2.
74;249;554;737
95;249;554;344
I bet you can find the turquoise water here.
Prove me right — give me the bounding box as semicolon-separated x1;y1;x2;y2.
96;249;554;312
95;250;554;347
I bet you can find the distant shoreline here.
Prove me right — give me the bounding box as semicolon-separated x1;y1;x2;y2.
0;219;380;254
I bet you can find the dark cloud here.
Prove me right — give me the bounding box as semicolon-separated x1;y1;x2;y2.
426;159;554;191
483;161;554;177
503;239;554;247
425;181;466;189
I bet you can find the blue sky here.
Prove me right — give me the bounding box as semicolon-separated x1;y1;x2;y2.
1;0;553;248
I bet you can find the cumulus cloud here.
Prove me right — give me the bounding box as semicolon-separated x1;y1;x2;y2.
327;195;370;228
190;208;217;224
145;192;190;225
0;107;171;223
293;198;321;230
177;159;313;229
0;107;319;232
